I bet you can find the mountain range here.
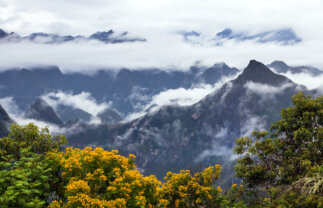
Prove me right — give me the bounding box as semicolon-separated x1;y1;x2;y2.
0;63;239;119
181;28;302;46
1;27;302;46
268;60;323;76
0;28;146;44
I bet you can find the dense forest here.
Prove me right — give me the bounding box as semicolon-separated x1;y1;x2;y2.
0;92;322;207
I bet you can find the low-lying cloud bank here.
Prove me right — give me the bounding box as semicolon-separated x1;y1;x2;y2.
42;91;110;119
277;72;323;90
41;91;113;124
0;37;323;73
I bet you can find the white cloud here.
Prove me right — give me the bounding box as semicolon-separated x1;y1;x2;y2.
240;116;266;137
0;97;20;116
0;36;323;73
41;91;109;116
0;0;322;71
41;91;112;124
196;145;238;162
244;81;294;97
277;72;323;90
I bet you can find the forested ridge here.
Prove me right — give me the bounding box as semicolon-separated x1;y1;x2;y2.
0;92;322;207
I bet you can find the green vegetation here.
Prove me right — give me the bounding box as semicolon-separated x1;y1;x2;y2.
234;92;322;207
0;123;66;207
0;92;321;207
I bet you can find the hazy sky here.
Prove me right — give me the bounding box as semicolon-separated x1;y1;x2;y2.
0;0;323;71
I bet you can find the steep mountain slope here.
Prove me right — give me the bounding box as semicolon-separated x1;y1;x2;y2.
0;105;13;137
24;98;64;126
67;60;308;181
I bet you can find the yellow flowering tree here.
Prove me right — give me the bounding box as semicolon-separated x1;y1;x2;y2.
160;165;227;207
47;146;231;208
48;147;162;208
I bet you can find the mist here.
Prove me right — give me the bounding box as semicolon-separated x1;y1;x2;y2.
1;37;323;74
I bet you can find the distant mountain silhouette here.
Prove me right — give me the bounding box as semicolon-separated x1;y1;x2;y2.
181;28;302;46
268;60;323;76
197;63;239;84
215;28;301;45
0;28;146;44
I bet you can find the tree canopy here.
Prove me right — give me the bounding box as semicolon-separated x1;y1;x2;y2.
234;92;323;207
0;123;66;207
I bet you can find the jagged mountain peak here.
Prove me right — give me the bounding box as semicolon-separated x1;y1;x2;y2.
24;98;64;126
234;60;290;85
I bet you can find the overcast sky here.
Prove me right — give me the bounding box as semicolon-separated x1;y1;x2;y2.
0;0;323;71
